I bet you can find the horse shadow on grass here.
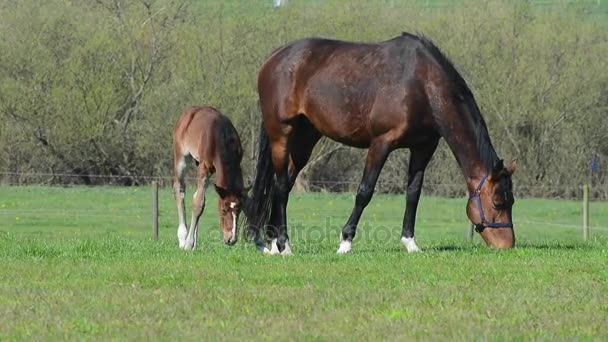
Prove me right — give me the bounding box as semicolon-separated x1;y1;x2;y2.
429;241;592;252
386;241;591;253
511;241;593;250
244;239;598;256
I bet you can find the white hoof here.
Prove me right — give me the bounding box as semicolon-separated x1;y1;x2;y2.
281;241;293;256
269;239;280;255
337;240;352;254
401;237;421;253
183;238;196;251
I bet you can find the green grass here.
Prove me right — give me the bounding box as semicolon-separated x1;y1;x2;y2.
1;185;607;340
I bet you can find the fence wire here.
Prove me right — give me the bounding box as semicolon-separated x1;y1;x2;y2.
1;171;606;191
1;172;607;242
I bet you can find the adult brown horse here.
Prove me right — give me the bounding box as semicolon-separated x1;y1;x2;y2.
245;32;516;255
173;106;246;250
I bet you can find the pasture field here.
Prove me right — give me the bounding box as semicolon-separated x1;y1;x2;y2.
0;185;607;340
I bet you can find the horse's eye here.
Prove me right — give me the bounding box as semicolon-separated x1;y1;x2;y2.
493;201;507;209
492;195;506;209
493;194;512;209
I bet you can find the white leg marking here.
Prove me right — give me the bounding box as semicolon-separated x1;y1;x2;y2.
174;160;187;249
269;239;280;255
184;224;197;251
280;240;293;256
401;237;421;253
337;240;352;254
177;224;188;249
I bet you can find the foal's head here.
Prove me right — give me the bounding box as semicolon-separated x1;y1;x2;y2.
215;186;246;245
466;160;517;249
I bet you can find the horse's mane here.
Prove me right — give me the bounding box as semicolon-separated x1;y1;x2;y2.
409;32;499;172
217;117;244;193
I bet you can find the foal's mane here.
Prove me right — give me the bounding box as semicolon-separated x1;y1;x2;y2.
405;32;499;172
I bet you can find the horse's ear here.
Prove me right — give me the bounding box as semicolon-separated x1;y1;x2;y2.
506;159;517;175
215;185;229;199
491;159;505;179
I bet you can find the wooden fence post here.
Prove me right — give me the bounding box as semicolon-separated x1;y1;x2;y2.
583;184;589;241
152;181;159;241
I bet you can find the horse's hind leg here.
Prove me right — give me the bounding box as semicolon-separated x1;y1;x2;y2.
401;140;439;253
184;165;210;251
287;119;322;186
338;140;391;254
174;150;188;249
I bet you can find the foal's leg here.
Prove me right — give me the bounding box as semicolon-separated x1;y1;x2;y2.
338;141;391;254
183;166;210;251
401;140;439;252
174;153;188;249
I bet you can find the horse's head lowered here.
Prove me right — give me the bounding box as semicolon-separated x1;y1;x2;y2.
215;185;247;245
466;160;517;248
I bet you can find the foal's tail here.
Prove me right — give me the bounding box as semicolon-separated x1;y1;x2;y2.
244;124;275;241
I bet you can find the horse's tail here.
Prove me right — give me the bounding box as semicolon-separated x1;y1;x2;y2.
244;124;275;241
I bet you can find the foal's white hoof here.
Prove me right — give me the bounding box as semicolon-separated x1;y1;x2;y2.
337;240;352;254
183;239;196;251
401;237;421;253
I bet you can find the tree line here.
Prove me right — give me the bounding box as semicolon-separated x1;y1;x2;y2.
0;0;606;198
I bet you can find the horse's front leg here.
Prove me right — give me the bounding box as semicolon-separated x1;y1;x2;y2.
184;168;209;251
401;140;438;253
174;156;188;249
338;141;390;254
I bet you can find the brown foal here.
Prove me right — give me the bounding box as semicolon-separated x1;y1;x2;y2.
173;106;246;250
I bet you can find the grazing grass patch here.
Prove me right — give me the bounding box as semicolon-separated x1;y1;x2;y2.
0;185;607;340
